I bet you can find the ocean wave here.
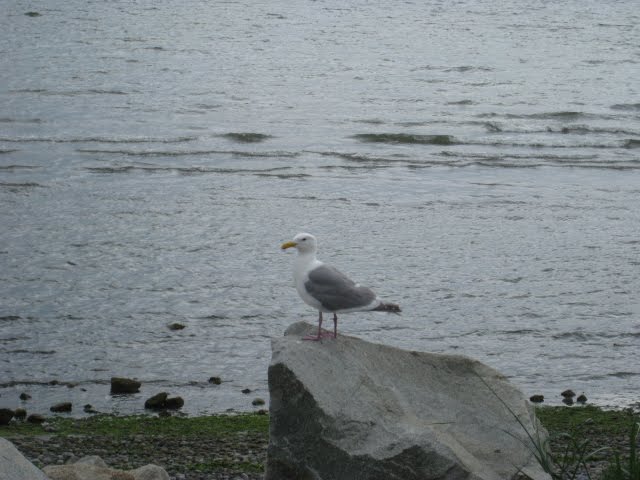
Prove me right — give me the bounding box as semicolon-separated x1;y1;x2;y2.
352;133;457;145
220;132;274;143
0;136;197;144
85;165;294;175
611;103;640;111
78;148;298;158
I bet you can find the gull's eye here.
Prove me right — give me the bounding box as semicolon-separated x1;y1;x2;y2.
301;238;307;241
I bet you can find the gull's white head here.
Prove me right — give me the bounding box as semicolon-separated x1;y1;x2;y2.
281;232;317;254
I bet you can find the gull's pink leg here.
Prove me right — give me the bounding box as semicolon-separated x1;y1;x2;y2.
333;313;338;338
303;311;323;341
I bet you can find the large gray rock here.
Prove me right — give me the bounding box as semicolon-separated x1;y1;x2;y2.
266;322;550;480
0;437;49;480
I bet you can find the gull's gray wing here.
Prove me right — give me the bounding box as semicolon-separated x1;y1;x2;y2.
305;265;376;312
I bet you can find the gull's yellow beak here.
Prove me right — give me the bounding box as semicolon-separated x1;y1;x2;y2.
281;241;297;250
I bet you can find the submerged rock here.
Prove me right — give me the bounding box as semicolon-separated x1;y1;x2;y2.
110;377;141;394
266;321;550;480
576;393;587;404
208;376;222;385
168;322;186;330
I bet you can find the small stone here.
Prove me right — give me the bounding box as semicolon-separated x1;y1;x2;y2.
576;394;587;404
208;376;222;385
168;322;186;330
241;388;252;394
14;408;27;419
50;402;72;412
144;392;168;410
110;377;141;394
561;389;575;398
252;398;265;406
83;404;98;414
25;11;42;17
562;397;574;406
27;413;46;424
165;396;184;410
19;392;32;401
529;394;544;403
0;408;14;425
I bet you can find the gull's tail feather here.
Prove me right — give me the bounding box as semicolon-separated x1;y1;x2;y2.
372;302;401;314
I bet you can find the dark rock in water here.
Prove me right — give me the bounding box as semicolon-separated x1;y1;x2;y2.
49;380;60;386
561;389;576;398
145;392;168;410
83;404;98;414
27;414;45;424
529;394;544;403
165;396;184;410
19;392;31;401
208;376;222;385
562;397;574;406
265;322;551;480
168;322;186;330
50;402;72;413
241;388;252;394
25;11;42;17
0;408;14;425
576;394;587;404
14;408;27;420
252;398;265;406
110;377;141;394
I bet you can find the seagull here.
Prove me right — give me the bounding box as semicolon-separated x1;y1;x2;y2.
281;232;401;340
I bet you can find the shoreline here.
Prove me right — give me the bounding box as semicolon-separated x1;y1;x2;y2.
1;405;638;480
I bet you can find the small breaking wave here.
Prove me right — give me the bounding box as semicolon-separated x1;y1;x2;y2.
0;136;198;144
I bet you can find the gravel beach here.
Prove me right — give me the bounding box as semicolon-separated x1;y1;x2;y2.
9;430;267;480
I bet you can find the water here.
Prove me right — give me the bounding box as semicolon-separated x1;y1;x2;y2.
1;0;639;417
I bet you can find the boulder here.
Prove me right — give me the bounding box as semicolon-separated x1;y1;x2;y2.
44;456;170;480
50;402;72;413
26;413;46;424
0;408;14;425
266;322;550;480
0;437;49;480
144;392;168;410
110;377;141;394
